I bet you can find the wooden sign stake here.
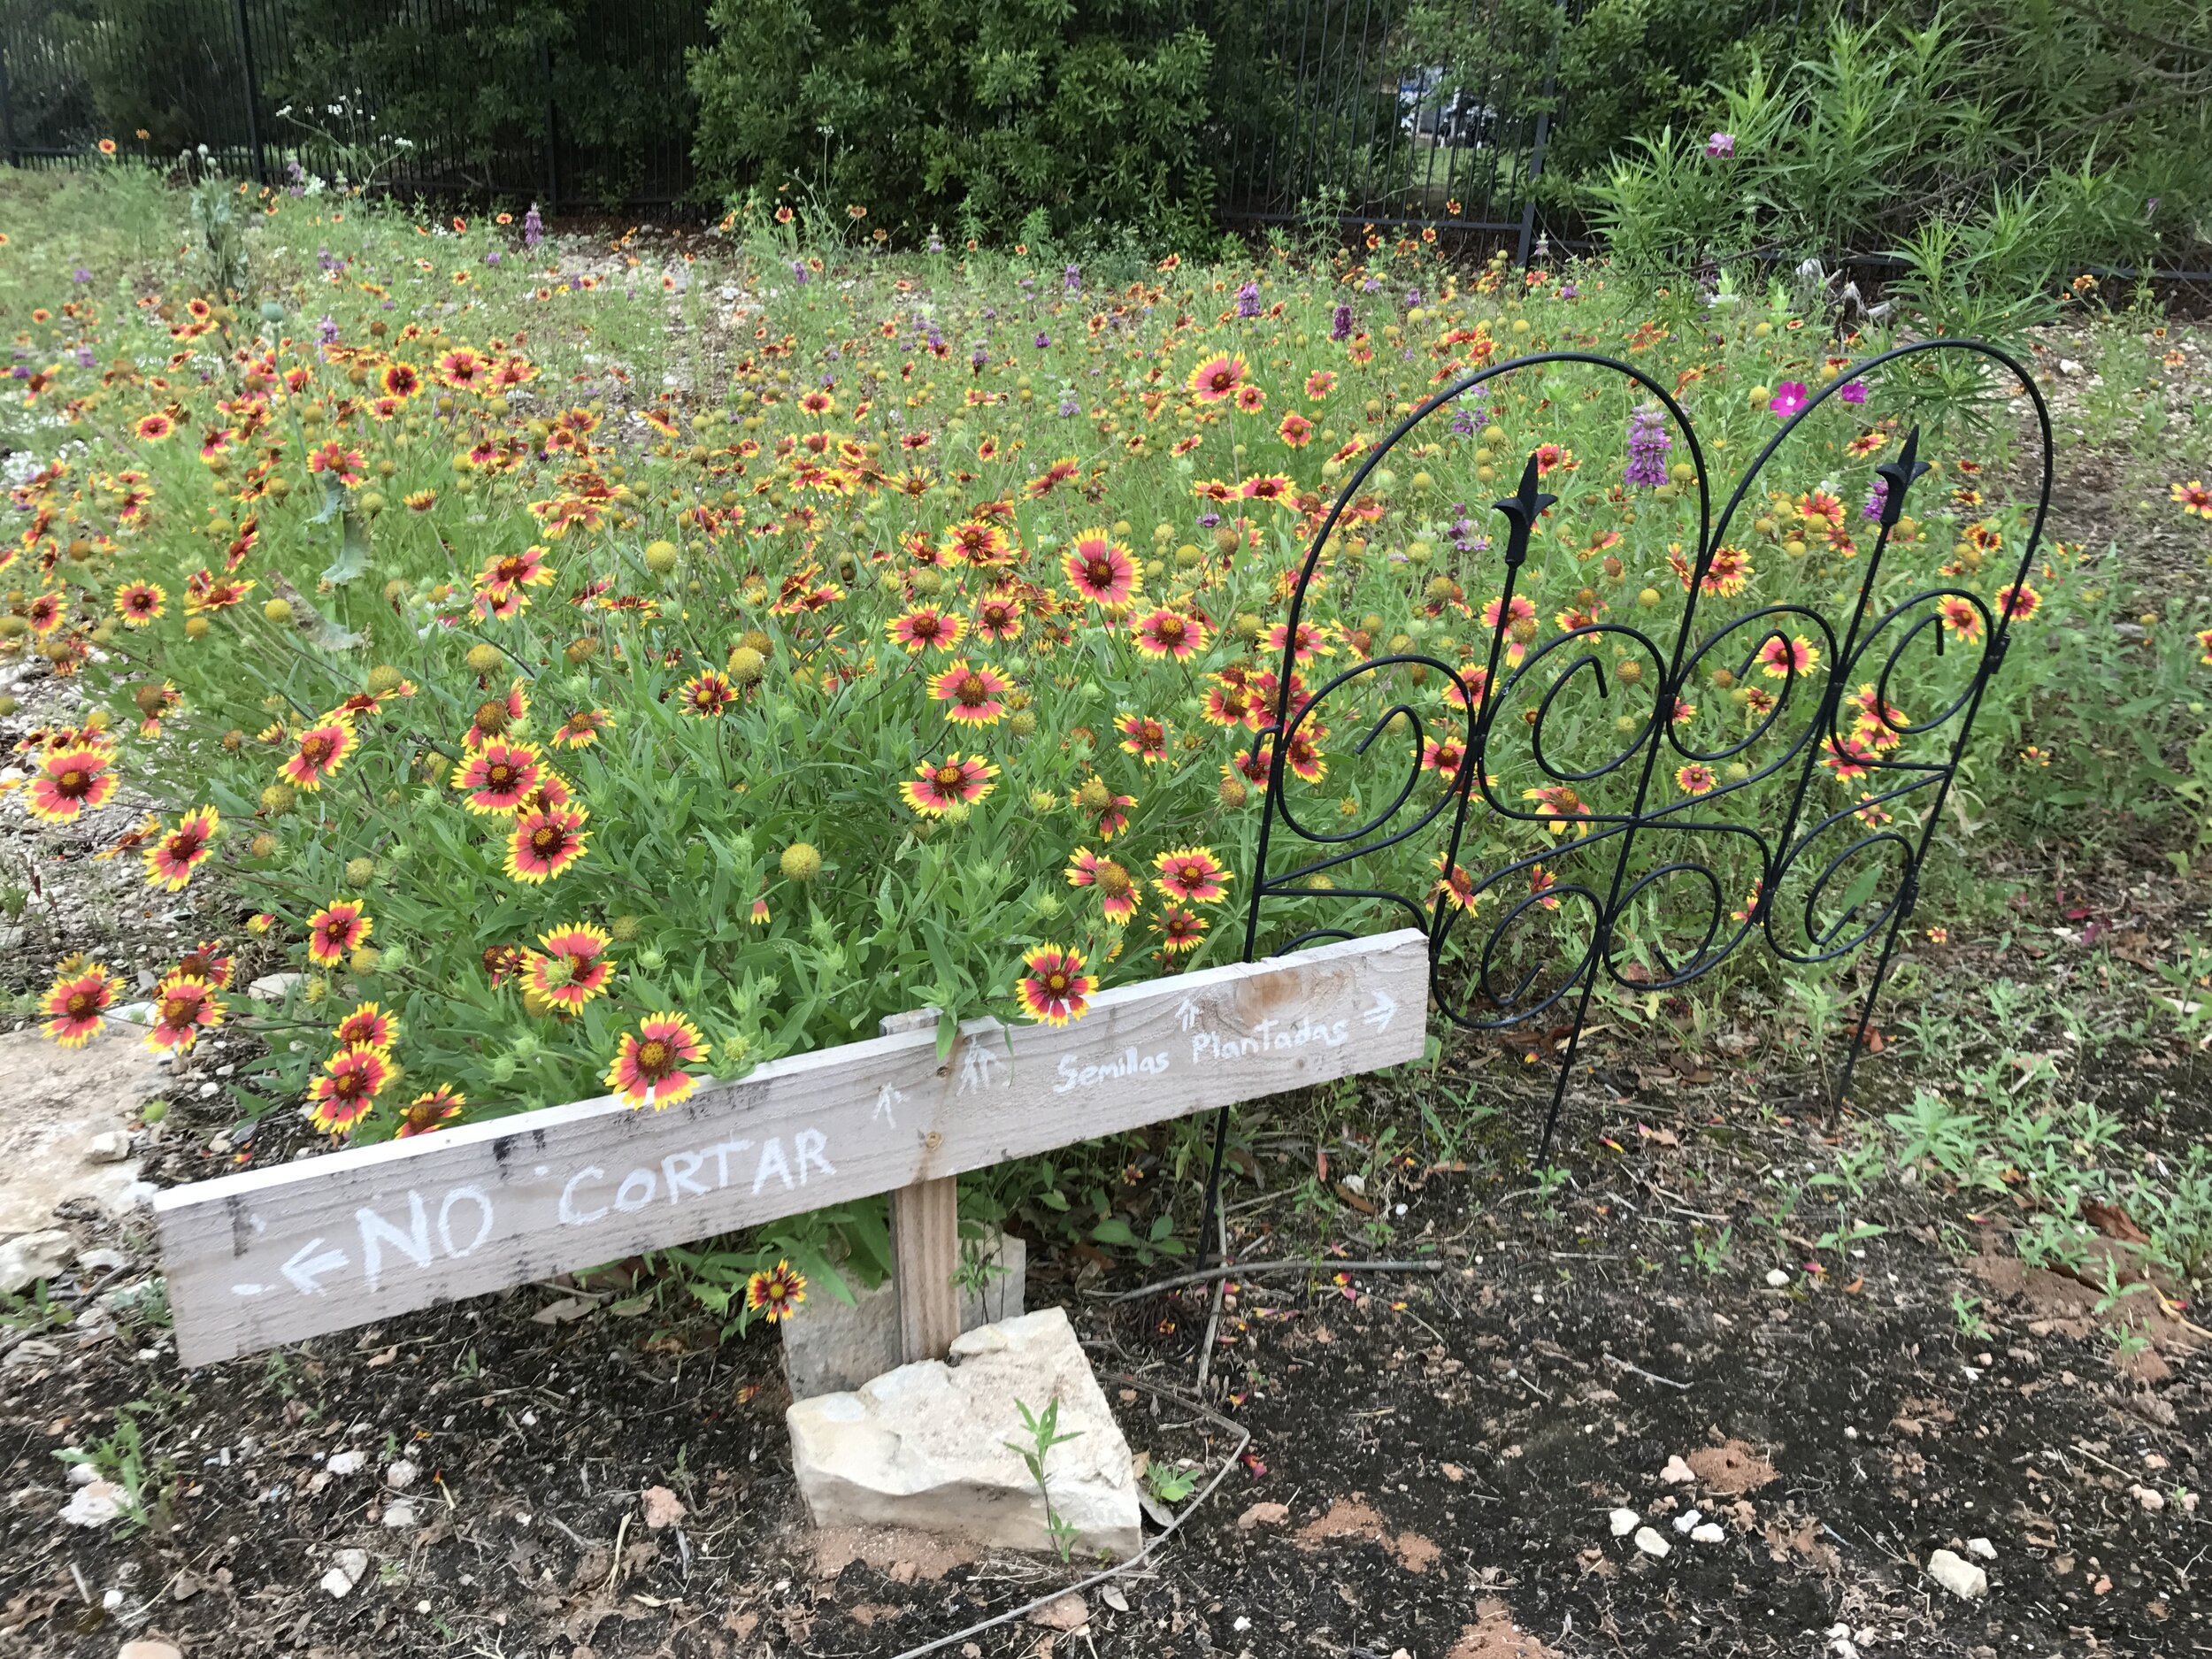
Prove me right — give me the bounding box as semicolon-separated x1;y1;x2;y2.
879;1007;962;1364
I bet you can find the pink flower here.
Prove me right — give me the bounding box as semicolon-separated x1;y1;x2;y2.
1839;380;1867;405
1768;381;1809;417
1705;131;1735;158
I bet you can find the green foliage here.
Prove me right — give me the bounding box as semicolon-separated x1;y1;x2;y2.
690;0;1218;247
1004;1394;1084;1560
1584;7;2212;289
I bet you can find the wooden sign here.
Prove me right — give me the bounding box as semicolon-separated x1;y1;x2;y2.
157;930;1430;1366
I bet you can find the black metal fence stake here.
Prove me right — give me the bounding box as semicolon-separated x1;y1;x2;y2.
232;0;267;182
539;35;558;214
0;38;19;169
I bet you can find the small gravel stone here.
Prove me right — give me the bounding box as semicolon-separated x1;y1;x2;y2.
85;1130;133;1163
1632;1525;1671;1558
320;1548;369;1599
381;1499;418;1529
385;1458;419;1491
1673;1507;1702;1533
1764;1268;1790;1287
1965;1537;1997;1560
118;1641;184;1659
1691;1522;1725;1544
1660;1455;1696;1485
325;1450;365;1478
1926;1547;1988;1600
1609;1507;1640;1537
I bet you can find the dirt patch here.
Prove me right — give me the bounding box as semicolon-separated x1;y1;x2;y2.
810;1523;980;1583
1294;1494;1440;1572
1447;1597;1564;1659
0;1024;162;1237
1683;1438;1778;1495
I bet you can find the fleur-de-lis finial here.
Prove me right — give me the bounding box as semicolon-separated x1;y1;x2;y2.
1873;426;1931;529
1491;453;1557;566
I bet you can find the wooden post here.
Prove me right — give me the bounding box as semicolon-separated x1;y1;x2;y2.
880;1009;961;1363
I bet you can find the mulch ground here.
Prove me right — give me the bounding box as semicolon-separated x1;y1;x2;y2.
4;1041;2205;1659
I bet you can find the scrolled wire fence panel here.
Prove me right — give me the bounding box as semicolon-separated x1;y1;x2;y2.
1200;339;2051;1236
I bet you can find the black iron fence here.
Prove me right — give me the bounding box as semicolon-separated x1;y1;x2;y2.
0;0;709;211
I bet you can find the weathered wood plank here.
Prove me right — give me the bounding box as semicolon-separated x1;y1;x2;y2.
889;1175;961;1363
156;930;1430;1365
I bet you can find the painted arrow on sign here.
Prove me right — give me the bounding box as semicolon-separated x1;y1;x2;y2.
157;930;1431;1366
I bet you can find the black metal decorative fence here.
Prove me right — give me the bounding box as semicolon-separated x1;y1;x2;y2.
1200;341;2051;1226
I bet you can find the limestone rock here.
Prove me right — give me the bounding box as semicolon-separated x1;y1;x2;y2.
1926;1547;1987;1600
787;1306;1141;1558
118;1642;184;1659
60;1479;128;1527
247;973;305;1002
0;1025;161;1237
320;1548;369;1599
0;1229;75;1294
782;1231;1026;1401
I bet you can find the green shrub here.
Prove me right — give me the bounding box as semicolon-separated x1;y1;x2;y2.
687;0;1218;247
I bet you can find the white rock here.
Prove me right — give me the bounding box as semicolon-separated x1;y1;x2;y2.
2131;1484;2166;1512
78;1248;134;1272
1764;1268;1790;1288
60;1479;127;1527
320;1548;369;1599
1673;1507;1702;1533
1660;1455;1696;1485
1926;1547;1987;1600
0;1025;157;1233
67;1463;99;1486
1965;1536;1997;1560
787;1306;1141;1558
1632;1525;1671;1558
381;1499;419;1529
385;1458;419;1491
85;1130;133;1164
1691;1522;1725;1544
326;1450;365;1477
248;973;305;1002
1609;1507;1640;1537
0;1229;75;1294
118;1641;184;1659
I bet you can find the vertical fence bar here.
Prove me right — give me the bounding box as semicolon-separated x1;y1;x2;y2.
0;35;19;169
538;34;557;213
233;0;268;182
1514;0;1564;265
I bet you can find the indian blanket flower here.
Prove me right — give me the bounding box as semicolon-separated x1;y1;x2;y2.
144;806;219;891
1756;634;1819;678
526;924;615;1012
607;1011;710;1110
1117;713;1169;764
1065;848;1138;921
28;748;117;823
929;658;1011;725
2173;480;2212;520
280;717;357;792
146;976;223;1053
747;1260;808;1324
310;1045;392;1135
1279;412;1314;448
307;900;373;965
396;1085;466;1137
456;739;544;812
1155;905;1208;954
1675;763;1718;795
506;803;590;883
1995;583;2040;621
113;580;165;626
1133;607;1208;661
900;753;999;816
306;440;365;486
1624;403;1671;488
334;1000;397;1051
887;606;965;653
680;670;738;718
1064;532;1136;604
41;964;119;1047
1155;846;1231;904
1017;945;1094;1025
1186;352;1248;404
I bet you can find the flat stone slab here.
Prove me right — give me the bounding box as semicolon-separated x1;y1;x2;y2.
782;1231;1025;1401
0;1021;164;1238
787;1306;1141;1559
